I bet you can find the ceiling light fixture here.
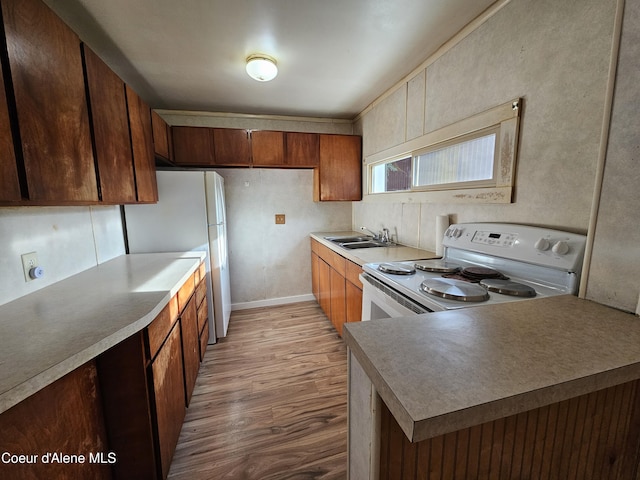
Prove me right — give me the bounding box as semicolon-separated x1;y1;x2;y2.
245;54;278;82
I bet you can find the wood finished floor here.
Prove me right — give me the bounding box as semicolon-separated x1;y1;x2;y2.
167;301;348;480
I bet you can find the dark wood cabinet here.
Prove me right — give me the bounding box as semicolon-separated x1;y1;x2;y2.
152;111;171;161
0;362;111;480
181;295;200;406
213;128;251;165
0;59;21;203
286;132;319;167
315;134;362;201
126;85;158;203
151;319;186;479
1;0;98;203
251;130;284;166
172;126;215;166
83;44;137;204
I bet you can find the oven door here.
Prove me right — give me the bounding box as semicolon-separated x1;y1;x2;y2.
361;273;433;320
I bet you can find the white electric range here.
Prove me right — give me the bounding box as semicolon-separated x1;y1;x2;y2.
361;223;587;319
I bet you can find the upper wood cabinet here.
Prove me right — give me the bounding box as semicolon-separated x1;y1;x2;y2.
251;130;284;166
152;110;171;161
83;45;137;204
286;132;319;167
1;0;98;203
126;85;158;203
213;128;251;165
0;60;21;203
315;134;362;201
172;126;215;166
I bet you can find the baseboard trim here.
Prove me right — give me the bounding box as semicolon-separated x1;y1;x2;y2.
231;294;317;311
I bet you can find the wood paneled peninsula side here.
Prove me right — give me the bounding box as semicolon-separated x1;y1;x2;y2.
343;296;640;479
0;253;209;480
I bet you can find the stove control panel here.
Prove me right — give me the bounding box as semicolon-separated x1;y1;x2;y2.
443;223;587;272
471;230;518;247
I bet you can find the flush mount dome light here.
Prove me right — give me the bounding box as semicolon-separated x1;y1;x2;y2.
245;54;278;82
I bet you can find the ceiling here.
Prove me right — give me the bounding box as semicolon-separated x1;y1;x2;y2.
44;0;496;120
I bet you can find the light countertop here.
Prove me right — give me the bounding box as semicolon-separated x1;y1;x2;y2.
0;252;205;414
343;295;640;442
310;231;437;265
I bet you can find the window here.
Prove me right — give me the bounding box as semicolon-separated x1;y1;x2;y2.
366;98;521;203
413;128;497;190
370;156;411;193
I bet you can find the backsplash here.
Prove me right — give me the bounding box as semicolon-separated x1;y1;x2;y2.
0;206;125;306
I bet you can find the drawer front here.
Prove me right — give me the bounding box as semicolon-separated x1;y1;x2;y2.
345;260;363;288
310;238;320;254
197;299;208;334
195;279;207;308
329;250;346;276
147;297;179;360
177;272;196;312
195;262;205;284
317;242;332;262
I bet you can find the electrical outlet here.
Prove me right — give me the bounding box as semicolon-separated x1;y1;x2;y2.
275;214;285;225
21;252;38;282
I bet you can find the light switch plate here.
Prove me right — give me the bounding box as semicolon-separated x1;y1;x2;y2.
21;252;38;282
275;214;285;224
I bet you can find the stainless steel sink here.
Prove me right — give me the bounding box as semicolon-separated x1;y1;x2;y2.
324;235;393;249
324;235;373;243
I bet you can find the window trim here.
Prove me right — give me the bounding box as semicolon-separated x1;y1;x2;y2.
364;98;521;204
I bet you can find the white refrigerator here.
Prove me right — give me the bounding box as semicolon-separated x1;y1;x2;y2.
124;170;232;341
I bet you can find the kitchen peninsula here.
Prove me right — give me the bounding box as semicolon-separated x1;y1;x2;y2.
344;296;640;479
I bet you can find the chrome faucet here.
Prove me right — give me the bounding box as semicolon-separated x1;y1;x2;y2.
360;226;379;239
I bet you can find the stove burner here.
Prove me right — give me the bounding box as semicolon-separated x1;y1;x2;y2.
443;266;508;283
420;278;490;302
378;263;416;275
414;260;461;273
479;279;537;297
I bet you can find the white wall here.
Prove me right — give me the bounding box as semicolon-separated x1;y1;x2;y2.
0;206;125;306
354;0;616;248
216;168;351;308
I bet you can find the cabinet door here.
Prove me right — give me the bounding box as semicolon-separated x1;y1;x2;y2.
151;320;186;480
172;126;215;166
83;45;136;204
315;134;362;201
330;268;346;336
151;111;170;160
346;281;363;324
0;58;21;202
181;295;200;406
286;132;319;167
126;85;158;203
1;0;98;203
318;258;331;318
213;128;250;165
251;130;284;166
311;251;320;302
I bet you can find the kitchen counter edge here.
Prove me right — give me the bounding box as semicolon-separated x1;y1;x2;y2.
343;295;640;443
310;231;437;266
0;252;205;414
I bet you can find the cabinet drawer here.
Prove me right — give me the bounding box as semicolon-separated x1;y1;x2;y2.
195;279;207;308
195;262;206;284
197;298;208;334
317;243;333;263
311;238;320;254
328;250;346;276
177;272;196;311
346;260;363;288
199;321;210;362
147;297;179;360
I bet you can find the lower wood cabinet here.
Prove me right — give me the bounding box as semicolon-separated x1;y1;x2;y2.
96;264;208;480
311;238;363;335
0;361;111;480
151;320;186;479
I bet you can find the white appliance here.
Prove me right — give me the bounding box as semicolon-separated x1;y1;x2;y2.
124;170;232;340
362;223;587;320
